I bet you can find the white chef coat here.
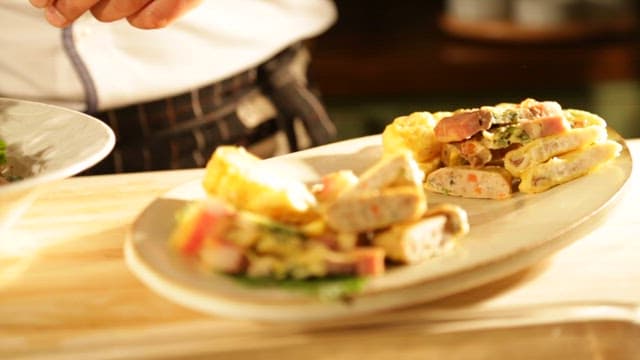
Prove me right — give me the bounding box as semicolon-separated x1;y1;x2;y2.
0;0;336;112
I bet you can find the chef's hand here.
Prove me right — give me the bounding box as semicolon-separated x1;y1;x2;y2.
29;0;204;29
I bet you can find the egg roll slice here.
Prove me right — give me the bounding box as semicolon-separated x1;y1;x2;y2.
325;185;426;233
426;166;513;200
564;109;607;128
344;150;424;197
519;140;622;193
372;203;469;264
382;111;442;163
504;126;607;177
372;215;448;264
202;146;317;223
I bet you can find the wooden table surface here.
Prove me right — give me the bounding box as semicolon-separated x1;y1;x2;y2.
1;140;639;360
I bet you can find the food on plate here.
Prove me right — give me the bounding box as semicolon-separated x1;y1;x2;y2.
371;204;468;264
382;111;451;175
382;98;622;199
519;140;622;193
169;146;469;298
0;138;18;185
426;166;513;199
324;151;426;232
202;146;317;223
0;139;6;184
503;126;606;176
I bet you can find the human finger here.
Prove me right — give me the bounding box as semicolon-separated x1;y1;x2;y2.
90;0;152;23
126;0;203;29
29;0;54;9
45;0;101;28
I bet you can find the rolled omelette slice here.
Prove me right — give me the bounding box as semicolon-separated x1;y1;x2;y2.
202;146;317;223
372;203;469;264
371;215;448;264
519;140;622;193
504;126;607;176
425;166;513;200
325;186;426;233
382;111;442;164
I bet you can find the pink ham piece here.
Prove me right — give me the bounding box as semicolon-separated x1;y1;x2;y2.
434;109;493;142
517;99;570;139
199;240;247;274
326;247;385;277
518;99;563;119
519;114;570;139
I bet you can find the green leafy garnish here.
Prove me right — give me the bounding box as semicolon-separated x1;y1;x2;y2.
230;274;367;301
0;138;22;182
482;126;530;149
489;108;519;125
0;139;7;165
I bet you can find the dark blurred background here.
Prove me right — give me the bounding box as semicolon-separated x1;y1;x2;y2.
308;0;640;140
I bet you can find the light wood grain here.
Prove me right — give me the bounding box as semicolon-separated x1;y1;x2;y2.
1;141;639;359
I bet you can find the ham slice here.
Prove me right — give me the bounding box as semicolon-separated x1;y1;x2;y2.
199;240;247;274
517;99;570;139
326;247;385;276
434;109;493;142
519;114;570;139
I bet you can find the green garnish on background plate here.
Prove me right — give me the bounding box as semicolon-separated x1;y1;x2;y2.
0;139;7;165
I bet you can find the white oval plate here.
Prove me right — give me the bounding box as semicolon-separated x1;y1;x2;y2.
0;98;115;233
126;130;632;322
